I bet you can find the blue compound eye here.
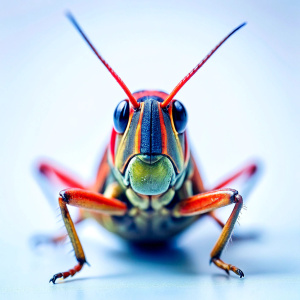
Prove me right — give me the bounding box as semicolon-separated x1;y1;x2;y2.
113;100;129;133
172;100;188;133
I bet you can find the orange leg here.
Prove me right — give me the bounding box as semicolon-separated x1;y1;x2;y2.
49;188;127;284
34;161;87;246
209;162;258;228
174;188;244;278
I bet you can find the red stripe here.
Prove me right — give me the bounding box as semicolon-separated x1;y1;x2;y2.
158;105;167;154
184;131;190;164
135;103;144;153
133;90;168;101
110;128;117;164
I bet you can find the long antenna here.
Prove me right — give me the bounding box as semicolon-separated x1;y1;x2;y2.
66;12;140;109
161;23;246;108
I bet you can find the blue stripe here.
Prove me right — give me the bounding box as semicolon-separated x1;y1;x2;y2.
140;99;162;155
140;100;151;154
151;101;162;154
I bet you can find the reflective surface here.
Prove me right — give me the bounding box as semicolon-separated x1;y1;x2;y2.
1;220;300;299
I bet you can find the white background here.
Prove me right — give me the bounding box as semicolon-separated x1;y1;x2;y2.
1;1;299;299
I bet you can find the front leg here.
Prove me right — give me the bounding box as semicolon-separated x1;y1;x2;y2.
173;188;244;278
49;188;127;284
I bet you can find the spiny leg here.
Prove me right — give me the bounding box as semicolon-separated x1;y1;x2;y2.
210;194;244;277
34;161;86;246
209;162;257;228
174;188;244;278
49;197;86;284
49;188;127;284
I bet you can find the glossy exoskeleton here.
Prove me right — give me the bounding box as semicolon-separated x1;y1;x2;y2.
37;14;258;283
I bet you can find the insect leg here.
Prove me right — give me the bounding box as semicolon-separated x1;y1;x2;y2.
38;161;86;189
209;162;258;228
173;188;244;278
34;161;87;246
49;188;127;283
212;163;258;190
49;197;86;284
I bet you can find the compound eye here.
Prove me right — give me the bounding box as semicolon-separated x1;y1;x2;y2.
113;100;129;133
172;100;188;133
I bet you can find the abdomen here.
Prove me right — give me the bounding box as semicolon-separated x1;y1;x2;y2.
93;207;197;243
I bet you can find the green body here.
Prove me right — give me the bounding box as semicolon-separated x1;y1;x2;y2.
89;153;198;243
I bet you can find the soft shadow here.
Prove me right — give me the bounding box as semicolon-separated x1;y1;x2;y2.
232;230;261;242
53;272;129;285
105;239;202;275
211;273;231;280
241;256;299;276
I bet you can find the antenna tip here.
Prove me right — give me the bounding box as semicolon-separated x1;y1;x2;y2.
230;22;247;36
65;10;73;18
65;10;70;18
239;22;247;29
65;11;76;24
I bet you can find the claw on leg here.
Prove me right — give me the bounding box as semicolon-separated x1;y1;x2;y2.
211;257;244;278
49;262;85;284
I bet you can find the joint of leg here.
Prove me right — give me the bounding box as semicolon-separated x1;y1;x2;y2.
249;164;257;175
59;190;70;204
77;257;88;266
229;190;238;203
234;194;243;204
38;163;48;174
210;255;220;264
210;257;217;265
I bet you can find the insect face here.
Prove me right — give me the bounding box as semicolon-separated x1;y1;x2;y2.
67;13;246;205
110;91;189;197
